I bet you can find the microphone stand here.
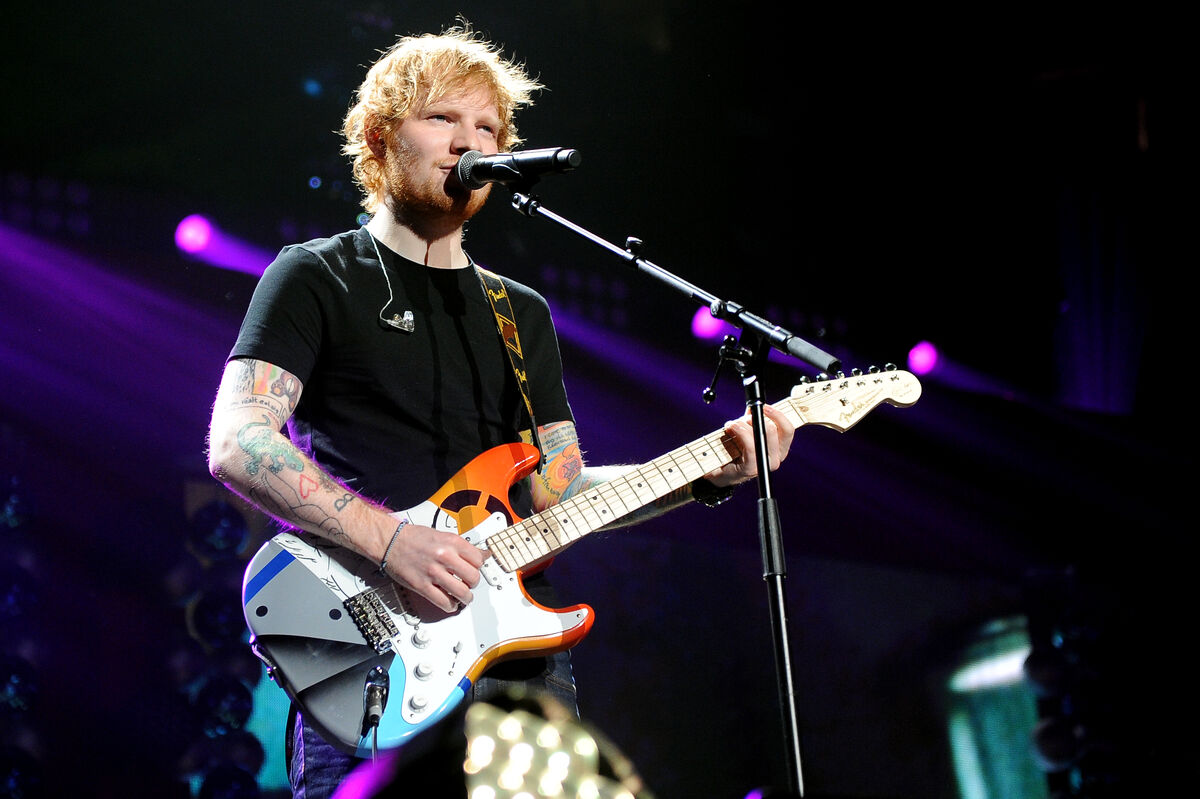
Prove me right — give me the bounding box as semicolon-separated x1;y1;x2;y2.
508;183;840;798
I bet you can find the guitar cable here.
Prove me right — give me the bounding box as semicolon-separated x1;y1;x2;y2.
363;665;390;761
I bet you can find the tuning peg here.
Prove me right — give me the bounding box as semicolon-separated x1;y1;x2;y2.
816;372;829;382
850;368;862;376
884;363;897;371
868;365;880;373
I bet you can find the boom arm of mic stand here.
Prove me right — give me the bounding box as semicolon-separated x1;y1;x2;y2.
510;190;841;375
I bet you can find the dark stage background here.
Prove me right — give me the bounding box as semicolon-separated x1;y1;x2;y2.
1;4;1189;798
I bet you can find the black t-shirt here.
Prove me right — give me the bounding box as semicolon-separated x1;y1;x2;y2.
229;226;574;517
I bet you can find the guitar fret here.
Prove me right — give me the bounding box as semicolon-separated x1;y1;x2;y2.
521;513;573;557
679;432;729;479
594;481;631;520
569;492;610;530
514;519;554;559
614;470;659;506
639;459;681;496
552;509;585;543
494;526;539;569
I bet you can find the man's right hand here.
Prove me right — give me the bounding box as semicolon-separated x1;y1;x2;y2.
379;523;486;613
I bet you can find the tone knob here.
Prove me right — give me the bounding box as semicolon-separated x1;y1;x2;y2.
409;695;428;711
412;628;431;648
414;662;433;680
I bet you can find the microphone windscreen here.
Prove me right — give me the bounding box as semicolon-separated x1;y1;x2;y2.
455;150;486;190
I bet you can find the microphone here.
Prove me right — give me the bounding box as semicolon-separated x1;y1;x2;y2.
455;147;581;190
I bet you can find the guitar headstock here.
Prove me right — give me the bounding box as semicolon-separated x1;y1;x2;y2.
781;364;922;433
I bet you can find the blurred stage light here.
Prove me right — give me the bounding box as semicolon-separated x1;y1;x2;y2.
0;745;43;799
1032;716;1082;773
194;674;255;738
691;306;736;341
2;474;34;531
0;654;38;717
907;340;939;376
0;562;37;623
198;762;261;799
948;645;1031;692
462;694;646;799
217;730;266;782
175;214;213;253
188;500;250;562
174;214;275;276
333;689;651;799
186;589;249;652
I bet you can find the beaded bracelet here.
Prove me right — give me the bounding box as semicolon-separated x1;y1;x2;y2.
378;519;410;575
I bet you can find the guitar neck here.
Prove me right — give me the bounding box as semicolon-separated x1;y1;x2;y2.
488;425;735;572
487;368;920;572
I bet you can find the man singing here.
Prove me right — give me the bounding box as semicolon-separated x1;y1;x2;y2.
207;23;794;797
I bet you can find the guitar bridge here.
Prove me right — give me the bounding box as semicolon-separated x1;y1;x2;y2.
344;590;399;653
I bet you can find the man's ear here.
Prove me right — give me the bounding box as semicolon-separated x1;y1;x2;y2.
365;116;387;159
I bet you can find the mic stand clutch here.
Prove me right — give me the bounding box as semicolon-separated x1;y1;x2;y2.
509;185;834;797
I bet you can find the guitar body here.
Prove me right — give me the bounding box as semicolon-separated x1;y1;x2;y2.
241;442;594;756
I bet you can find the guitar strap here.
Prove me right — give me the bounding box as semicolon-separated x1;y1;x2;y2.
475;266;545;471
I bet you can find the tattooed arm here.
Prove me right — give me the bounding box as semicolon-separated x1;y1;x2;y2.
525;407;795;525
207;357;483;612
522;421;674;522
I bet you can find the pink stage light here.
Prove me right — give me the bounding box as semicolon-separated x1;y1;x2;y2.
908;340;939;375
174;214;275;276
174;214;213;253
692;305;736;340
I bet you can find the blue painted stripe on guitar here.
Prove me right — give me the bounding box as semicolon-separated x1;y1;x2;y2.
244;548;295;602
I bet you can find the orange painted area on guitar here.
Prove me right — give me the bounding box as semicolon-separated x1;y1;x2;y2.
465;621;595;684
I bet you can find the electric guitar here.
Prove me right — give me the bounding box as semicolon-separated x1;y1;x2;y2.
241;367;922;755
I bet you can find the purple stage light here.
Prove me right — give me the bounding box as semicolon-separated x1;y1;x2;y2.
908;340;939;375
174;214;275;276
691;305;736;340
174;214;212;253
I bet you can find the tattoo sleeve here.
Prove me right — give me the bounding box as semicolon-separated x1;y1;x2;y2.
211;359;369;548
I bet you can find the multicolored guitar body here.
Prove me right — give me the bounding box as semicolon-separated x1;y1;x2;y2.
241;367;922;755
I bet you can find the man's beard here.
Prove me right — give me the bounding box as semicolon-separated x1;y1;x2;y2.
383;139;492;237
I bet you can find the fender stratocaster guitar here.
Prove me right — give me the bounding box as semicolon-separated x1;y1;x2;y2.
241;367;921;755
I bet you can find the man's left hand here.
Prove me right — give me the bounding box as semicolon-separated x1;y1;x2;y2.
706;403;795;487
